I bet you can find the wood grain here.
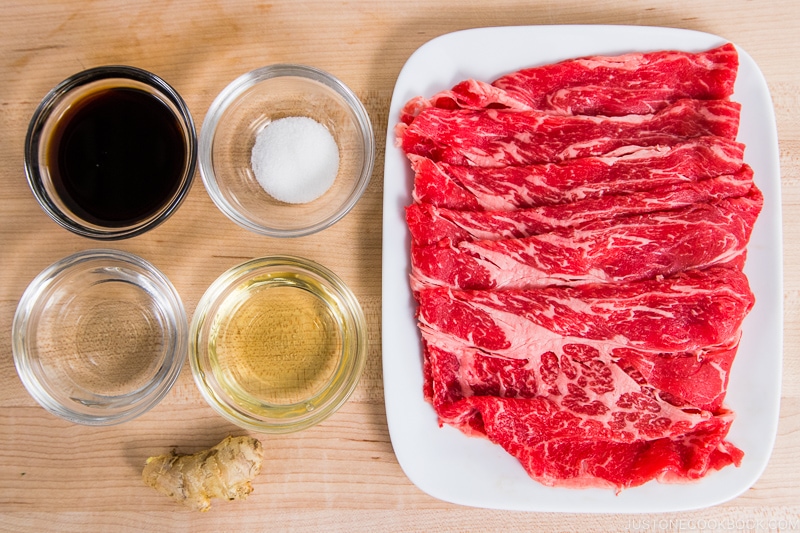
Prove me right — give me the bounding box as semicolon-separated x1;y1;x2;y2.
1;1;798;531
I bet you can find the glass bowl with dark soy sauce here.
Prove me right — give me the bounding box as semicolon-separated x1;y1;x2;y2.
25;66;197;239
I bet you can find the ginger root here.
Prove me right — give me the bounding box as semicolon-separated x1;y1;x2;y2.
142;435;264;512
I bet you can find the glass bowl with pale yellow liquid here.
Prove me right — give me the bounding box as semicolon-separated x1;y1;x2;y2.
189;256;367;433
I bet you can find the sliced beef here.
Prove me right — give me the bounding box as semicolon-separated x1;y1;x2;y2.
423;333;739;415
415;265;754;360
411;188;762;291
398;43;752;491
400;43;738;122
398;99;741;167
417;266;751;489
450;396;743;490
407;167;754;245
410;136;745;211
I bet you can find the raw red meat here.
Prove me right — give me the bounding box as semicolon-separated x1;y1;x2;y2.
494;43;738;115
425;338;729;440
410;136;745;211
417;265;751;488
398;43;752;490
407;166;754;245
415;265;754;359
426;345;742;489
612;344;740;413
398;99;741;167
423;339;738;416
400;44;738;122
411;187;762;291
449;396;742;490
417;265;753;414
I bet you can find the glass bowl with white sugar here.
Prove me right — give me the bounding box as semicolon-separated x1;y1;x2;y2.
198;64;375;237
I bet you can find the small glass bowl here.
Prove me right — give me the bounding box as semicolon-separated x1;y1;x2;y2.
190;256;367;433
24;66;197;240
12;249;188;425
198;64;375;238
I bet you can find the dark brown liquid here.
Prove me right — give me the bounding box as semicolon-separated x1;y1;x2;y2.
47;87;186;227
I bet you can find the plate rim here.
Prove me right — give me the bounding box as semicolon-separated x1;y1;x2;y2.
381;24;783;513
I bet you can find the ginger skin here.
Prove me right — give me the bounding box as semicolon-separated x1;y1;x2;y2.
142;435;264;512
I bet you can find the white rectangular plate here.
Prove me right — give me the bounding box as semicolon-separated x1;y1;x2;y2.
381;25;783;513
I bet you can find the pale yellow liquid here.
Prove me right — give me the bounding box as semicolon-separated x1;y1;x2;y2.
208;276;342;410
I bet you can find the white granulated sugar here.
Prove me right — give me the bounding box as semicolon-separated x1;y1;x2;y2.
250;116;340;203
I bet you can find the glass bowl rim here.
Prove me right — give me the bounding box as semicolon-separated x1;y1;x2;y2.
23;65;198;240
12;248;188;425
189;254;368;433
197;63;376;238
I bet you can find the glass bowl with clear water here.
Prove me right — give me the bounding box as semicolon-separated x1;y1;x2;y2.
12;249;187;425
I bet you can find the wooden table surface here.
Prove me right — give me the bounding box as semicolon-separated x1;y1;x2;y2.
1;1;798;531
